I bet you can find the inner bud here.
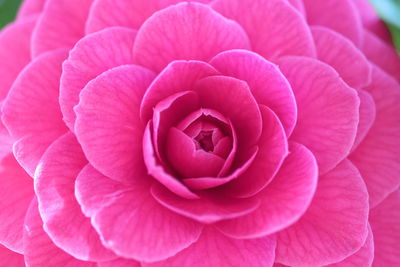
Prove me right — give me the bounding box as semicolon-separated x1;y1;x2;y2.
195;130;214;152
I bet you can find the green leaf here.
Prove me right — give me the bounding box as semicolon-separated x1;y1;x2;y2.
0;0;23;29
387;23;400;52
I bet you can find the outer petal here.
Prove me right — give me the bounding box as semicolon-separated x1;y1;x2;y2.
98;258;141;267
17;0;46;19
0;154;33;253
144;227;276;267
311;26;371;88
31;0;93;57
327;225;374;267
0;244;24;267
221;105;288;197
2;49;68;176
369;189;400;266
350;66;400;207
302;0;363;46
23;198;96;267
86;0;182;33
151;183;260;224
216;142;317;238
74;65;155;184
76;165;203;262
35;133;116;261
210;50;297;136
140;60;218;122
276;160;369;266
279;57;359;174
361;30;400;82
0;16;36;99
133;2;250;72
60;27;137;131
212;0;315;60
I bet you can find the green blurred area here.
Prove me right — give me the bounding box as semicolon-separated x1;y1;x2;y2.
0;0;23;29
0;0;399;51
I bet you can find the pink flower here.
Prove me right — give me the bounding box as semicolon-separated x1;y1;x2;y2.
0;0;399;266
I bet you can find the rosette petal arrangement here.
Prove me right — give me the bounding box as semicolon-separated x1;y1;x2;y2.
0;0;399;266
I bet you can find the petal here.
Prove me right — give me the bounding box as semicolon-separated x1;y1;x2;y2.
0;16;36;100
279;57;359;174
133;2;250;72
302;0;363;46
31;0;94;57
216;142;317;238
60;27;137;131
369;189;400;266
74;65;155;184
351;90;376;152
2;49;68;176
350;66;400;207
0;154;33;253
85;0;183;34
98;258;141;267
151;183;259;224
210;49;297;136
0;244;24;267
23;198;96;267
76;165;203;262
144;227;276;267
220;105;288;197
276;160;369;266
285;0;305;15
193;75;262;149
326;224;374;267
212;0;316;60
35;133;116;261
311;26;371;88
143;122;199;199
140;60;218;122
361;30;400;82
17;0;46;19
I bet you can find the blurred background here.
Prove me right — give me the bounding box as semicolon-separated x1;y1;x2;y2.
0;0;399;52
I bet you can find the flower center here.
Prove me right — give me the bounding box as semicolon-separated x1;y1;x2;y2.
194;130;214;152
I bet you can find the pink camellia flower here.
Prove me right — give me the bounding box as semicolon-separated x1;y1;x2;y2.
0;0;399;266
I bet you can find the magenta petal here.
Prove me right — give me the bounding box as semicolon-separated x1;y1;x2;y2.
151;183;259;224
276;160;369;266
0;154;33;253
75;65;155;184
60;27;137;131
210;50;297;136
216;142;317;238
167;127;225;178
17;0;46;19
144;227;276;267
23;198;96;267
35;133;116;261
76;165;203;262
279;57;359;174
351;90;376;152
140;60;218;122
312;26;371;88
362;30;400;82
0;16;36;99
98;258;141;267
194;75;262;149
212;0;316;60
2;49;68;176
326;224;374;267
350;66;400;207
143;123;199;199
0;244;24;267
31;0;93;57
370;189;400;266
133;2;250;72
221;105;288;198
86;0;184;34
302;0;363;46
